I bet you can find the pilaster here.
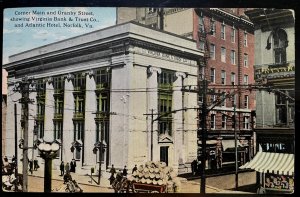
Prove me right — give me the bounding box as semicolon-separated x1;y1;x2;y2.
62;74;74;163
44;77;54;142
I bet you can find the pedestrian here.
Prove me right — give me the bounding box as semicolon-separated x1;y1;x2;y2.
70;159;76;173
28;159;33;173
132;164;137;174
109;164;116;185
191;160;197;175
60;161;65;176
34;158;39;171
122;165;128;177
65;162;70;174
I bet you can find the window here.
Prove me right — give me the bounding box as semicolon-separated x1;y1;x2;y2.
275;90;294;124
232;95;236;107
210;114;215;129
243;116;250;129
211;20;216;36
222;114;227;129
199;16;204;32
244;54;248;67
74;121;84;141
231;72;235;85
244;75;248;85
74;73;86;91
221;47;226;62
221;92;226;107
273;29;288;64
74;96;85;114
230;50;236;65
244;31;248;47
37;122;44;139
210;44;215;59
244;95;249;109
54;121;63;139
54;97;63;115
231;27;236;43
210;68;215;83
199;41;205;51
158;70;174;136
95;69;110;89
97;93;109;113
221;24;226;40
95;121;109;143
221;70;226;85
53;76;64;94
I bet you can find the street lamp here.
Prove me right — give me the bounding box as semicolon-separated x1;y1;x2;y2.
38;141;60;193
93;140;107;185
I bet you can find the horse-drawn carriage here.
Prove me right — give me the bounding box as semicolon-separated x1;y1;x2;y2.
111;161;180;193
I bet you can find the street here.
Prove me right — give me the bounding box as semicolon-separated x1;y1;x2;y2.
28;175;113;193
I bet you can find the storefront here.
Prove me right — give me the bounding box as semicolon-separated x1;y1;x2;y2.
240;151;294;193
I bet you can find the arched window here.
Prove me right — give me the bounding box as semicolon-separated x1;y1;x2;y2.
273;29;288;63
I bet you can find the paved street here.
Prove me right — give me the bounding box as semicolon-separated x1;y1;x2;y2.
25;173;254;193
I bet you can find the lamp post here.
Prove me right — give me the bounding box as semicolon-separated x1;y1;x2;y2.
38;141;60;193
93;141;107;185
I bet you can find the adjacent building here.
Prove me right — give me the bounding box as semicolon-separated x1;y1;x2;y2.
117;8;256;170
3;22;203;174
240;9;295;193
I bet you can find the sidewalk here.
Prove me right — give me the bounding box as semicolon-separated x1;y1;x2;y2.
17;164;111;188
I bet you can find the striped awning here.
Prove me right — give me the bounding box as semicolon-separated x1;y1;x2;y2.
240;152;294;176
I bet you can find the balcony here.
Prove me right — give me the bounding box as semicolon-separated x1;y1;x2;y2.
158;84;173;92
73;112;84;120
54;113;63;120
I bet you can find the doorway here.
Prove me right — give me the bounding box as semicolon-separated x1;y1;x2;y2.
160;146;169;166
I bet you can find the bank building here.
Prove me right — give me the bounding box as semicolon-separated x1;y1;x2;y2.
3;22;203;174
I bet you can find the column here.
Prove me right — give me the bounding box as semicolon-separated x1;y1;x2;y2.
110;62;131;169
5;82;22;157
44;77;54;142
84;70;97;166
62;74;74;163
147;66;161;162
173;72;186;172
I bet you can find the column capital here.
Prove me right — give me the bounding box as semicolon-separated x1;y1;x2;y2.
147;66;161;76
175;72;187;79
64;73;74;82
46;77;53;84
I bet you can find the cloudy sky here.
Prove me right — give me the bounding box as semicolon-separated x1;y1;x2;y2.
3;7;116;64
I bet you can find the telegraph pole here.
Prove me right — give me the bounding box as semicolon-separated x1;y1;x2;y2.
200;80;208;194
14;76;35;192
14;103;18;192
143;109;155;161
21;79;29;192
233;104;238;190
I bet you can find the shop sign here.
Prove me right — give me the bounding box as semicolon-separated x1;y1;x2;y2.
255;63;295;80
265;173;294;191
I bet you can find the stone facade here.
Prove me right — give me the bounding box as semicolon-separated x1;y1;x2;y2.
3;22;203;174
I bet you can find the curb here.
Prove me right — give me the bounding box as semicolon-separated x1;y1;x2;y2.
28;174;112;189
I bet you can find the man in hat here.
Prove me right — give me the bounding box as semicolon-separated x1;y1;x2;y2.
70;159;76;173
132;164;137;174
122;165;128;177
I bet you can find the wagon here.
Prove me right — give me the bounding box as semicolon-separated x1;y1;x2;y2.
132;182;166;193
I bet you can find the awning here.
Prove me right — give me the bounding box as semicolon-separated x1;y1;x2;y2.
222;140;242;151
240;152;294;176
198;140;218;145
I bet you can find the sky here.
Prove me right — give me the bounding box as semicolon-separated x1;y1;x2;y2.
3;7;116;65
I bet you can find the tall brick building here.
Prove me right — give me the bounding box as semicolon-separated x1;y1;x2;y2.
117;8;256;170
